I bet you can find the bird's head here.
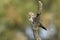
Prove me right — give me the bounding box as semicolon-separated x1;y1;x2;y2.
28;12;36;22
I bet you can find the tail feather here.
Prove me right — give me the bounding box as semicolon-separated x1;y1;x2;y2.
38;23;47;30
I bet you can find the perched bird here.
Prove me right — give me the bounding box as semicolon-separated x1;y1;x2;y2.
26;13;57;40
28;12;47;30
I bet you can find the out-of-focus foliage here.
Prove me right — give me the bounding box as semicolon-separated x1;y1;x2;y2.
0;0;60;40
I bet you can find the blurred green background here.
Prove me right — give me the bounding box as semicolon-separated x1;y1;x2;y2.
0;0;60;40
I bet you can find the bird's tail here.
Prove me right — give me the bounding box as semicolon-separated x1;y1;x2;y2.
38;23;47;30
